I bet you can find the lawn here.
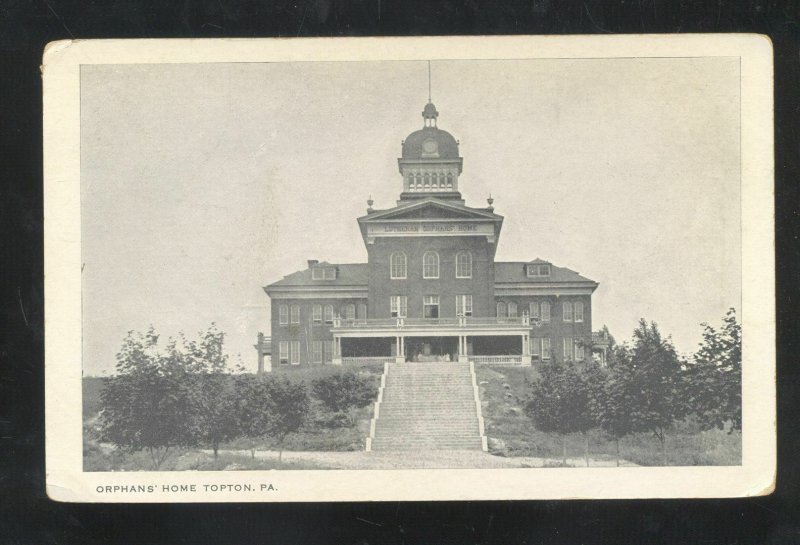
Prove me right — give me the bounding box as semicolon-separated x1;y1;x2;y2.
475;365;741;467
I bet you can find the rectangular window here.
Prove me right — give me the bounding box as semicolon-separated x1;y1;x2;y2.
563;337;573;360
290;305;301;324
312;304;322;323
324;305;334;324
541;301;551;322
312;340;322;363
508;302;518;318
311;268;323;280
358;303;367;319
542;338;551;360
531;337;541;359
423;295;440;318
279;305;288;325
279;341;289;365
574;301;584;322
290;341;301;365
456;295;473;317
323;267;336;280
324;340;334;362
390;296;407;318
530;302;540;321
527;264;551;277
575;340;585;361
563;302;573;322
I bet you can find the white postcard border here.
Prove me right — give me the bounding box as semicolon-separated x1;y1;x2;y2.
43;34;775;502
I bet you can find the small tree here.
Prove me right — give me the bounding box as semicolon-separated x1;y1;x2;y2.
684;308;742;432
591;357;637;467
183;325;239;459
525;361;594;466
263;377;310;465
99;327;196;469
626;319;686;465
234;374;275;459
575;360;607;466
312;372;376;425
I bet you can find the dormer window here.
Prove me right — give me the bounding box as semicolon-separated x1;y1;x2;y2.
527;263;551;278
311;266;336;280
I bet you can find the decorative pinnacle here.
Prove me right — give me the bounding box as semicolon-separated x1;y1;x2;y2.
487;194;494;211
367;195;374;212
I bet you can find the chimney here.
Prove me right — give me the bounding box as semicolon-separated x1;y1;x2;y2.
307;259;319;268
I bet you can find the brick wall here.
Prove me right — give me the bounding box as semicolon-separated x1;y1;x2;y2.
492;294;593;363
270;297;367;366
367;236;495;319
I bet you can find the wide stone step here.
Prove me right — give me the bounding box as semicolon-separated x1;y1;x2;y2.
371;441;483;451
376;429;479;435
381;398;475;407
371;438;482;445
381;396;476;402
375;421;479;428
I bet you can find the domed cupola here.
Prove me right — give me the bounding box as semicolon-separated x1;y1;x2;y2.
398;102;464;202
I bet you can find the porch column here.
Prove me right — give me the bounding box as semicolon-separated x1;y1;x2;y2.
395;335;404;364
332;335;342;365
458;335;469;363
521;333;532;367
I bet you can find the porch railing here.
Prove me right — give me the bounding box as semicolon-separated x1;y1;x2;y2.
472;355;524;366
332;315;530;329
340;356;392;366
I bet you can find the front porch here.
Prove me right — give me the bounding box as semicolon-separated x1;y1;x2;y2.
331;316;533;366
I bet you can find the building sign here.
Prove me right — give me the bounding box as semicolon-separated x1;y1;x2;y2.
381;223;478;233
369;222;492;236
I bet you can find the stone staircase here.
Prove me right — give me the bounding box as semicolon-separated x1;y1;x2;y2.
367;362;487;451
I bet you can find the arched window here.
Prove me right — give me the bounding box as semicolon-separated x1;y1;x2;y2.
574;301;584;322
423;251;439;279
323;305;334;324
496;302;506;318
455;251;472;278
423;173;430;190
446;173;453;189
508;302;518;318
390;252;407;279
358;303;367;319
343;304;355;320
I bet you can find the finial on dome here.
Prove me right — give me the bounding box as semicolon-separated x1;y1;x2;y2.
422;60;438;127
422;102;438;127
367;195;374;213
487;194;494;212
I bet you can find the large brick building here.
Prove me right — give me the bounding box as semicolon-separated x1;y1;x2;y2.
255;101;608;372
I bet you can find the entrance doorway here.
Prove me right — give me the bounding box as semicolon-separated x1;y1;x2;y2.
405;336;458;362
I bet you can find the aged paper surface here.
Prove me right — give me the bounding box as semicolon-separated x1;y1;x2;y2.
44;35;774;502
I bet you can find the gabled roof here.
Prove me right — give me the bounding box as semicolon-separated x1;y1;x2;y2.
266;263;369;289
495;262;597;284
358;197;502;222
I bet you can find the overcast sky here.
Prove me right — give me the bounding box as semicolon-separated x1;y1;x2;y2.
81;57;741;375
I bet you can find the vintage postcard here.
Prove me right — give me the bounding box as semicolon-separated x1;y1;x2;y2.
43;35;774;502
